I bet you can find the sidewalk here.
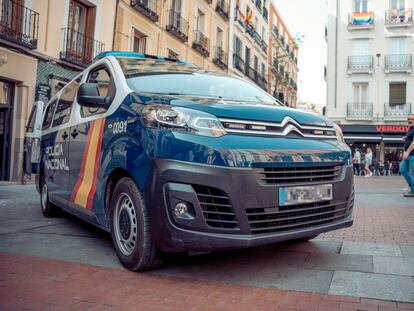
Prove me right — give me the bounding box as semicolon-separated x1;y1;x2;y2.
0;176;413;310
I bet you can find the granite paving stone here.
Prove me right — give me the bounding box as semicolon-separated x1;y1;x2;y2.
373;256;414;276
341;242;403;257
329;271;414;303
304;253;373;273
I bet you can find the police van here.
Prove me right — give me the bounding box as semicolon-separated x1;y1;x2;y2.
25;52;354;271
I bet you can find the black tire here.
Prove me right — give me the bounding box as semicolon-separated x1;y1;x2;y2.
110;177;165;271
40;176;61;217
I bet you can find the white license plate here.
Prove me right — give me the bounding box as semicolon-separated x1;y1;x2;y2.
279;184;333;206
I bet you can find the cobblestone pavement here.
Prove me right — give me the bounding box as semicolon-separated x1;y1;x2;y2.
0;177;413;310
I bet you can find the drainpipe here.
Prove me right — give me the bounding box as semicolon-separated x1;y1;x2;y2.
334;0;339;109
112;0;120;50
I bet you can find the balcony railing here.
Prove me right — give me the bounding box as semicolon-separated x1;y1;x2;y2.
384;103;412;120
192;30;209;57
385;8;413;27
60;28;105;67
348;55;374;73
130;0;159;22
246;23;254;38
348;12;374;29
385;54;412;72
216;0;229;21
246;66;259;82
213;46;228;69
347;103;373;120
0;0;39;49
166;10;188;42
253;31;267;53
255;0;262;13
233;54;245;72
263;7;268;22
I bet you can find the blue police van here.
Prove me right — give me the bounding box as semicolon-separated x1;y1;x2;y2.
24;52;354;271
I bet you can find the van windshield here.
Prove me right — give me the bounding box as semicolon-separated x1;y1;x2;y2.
117;57;278;104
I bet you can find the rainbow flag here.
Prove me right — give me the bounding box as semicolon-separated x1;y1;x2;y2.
351;12;373;25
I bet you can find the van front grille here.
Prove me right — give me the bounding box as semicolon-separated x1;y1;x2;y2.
246;200;348;234
192;185;238;229
258;165;342;185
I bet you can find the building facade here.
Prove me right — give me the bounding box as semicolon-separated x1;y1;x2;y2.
228;0;269;90
268;2;298;108
114;0;231;72
326;0;413;163
0;0;116;181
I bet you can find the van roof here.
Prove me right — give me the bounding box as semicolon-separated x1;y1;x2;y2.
94;51;189;64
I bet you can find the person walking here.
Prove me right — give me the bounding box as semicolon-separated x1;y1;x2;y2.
353;148;361;175
400;114;414;197
364;147;373;177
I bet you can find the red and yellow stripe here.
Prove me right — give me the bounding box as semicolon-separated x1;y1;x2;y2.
70;118;106;210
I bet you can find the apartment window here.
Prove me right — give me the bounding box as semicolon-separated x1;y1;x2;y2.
168;49;179;59
389;83;406;105
245;47;251;66
216;27;223;47
234;35;242;56
132;28;147;53
196;10;206;32
389;37;407;55
171;0;182;13
67;0;96;58
353;83;368;103
353;0;368;12
353;39;369;55
261;63;265;78
390;0;405;9
254;55;258;71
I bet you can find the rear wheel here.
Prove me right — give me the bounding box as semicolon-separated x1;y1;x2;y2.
40;176;60;217
110;177;165;271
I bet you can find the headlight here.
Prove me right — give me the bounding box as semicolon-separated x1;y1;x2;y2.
333;123;344;143
141;104;226;137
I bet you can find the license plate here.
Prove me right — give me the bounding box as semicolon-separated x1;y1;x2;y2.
279;184;333;206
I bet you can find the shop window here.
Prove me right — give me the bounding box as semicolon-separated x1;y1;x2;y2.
132;28;147;53
389;82;406;106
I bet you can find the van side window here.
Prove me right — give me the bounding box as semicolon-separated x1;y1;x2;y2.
82;67;114;117
26;105;37;133
42;100;57;130
52;78;81;127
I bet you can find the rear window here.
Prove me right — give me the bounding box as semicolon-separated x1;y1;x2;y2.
117;57;277;104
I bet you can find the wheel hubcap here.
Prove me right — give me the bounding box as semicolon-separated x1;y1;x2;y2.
41;182;48;212
114;193;137;256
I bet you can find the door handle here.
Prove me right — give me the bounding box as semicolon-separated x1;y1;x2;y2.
62;132;68;140
71;129;79;138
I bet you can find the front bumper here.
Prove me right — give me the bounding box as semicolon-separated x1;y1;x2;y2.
145;158;354;252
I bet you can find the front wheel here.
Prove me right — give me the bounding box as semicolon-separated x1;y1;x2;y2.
110;177;165;271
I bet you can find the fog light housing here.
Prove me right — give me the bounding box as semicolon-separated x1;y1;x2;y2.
174;202;189;217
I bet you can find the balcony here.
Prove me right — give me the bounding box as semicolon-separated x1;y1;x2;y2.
216;0;229;21
130;0;159;22
348;12;374;30
60;28;105;67
255;0;262;13
385;8;413;28
385;54;412;73
166;10;188;42
246;23;254;38
233;54;245;73
0;0;39;49
384;103;412;120
347;55;374;74
347;103;373;120
213;46;228;69
192;30;209;57
253;31;267;53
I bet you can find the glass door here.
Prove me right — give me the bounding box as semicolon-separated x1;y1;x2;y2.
67;0;88;58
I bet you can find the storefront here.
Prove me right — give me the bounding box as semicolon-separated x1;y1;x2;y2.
341;124;408;164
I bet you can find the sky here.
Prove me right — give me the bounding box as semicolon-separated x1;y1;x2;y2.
272;0;328;107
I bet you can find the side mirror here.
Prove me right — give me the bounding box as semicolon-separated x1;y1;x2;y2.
77;83;111;108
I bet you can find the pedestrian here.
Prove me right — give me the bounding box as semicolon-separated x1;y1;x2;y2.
353;148;361;175
364;147;373;177
400;114;414;197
